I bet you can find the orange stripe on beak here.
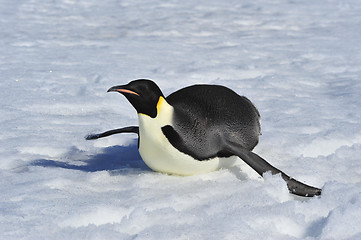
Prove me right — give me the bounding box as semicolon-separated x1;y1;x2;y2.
117;89;140;96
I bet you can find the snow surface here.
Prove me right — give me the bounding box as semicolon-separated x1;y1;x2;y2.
1;0;361;239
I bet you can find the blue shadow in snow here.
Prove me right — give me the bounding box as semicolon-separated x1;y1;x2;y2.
31;141;151;173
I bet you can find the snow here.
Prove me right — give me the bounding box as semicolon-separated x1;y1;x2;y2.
1;0;361;239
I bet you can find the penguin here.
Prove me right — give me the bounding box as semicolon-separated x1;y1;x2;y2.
86;79;322;197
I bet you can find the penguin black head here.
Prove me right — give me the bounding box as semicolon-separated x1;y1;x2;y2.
108;79;164;118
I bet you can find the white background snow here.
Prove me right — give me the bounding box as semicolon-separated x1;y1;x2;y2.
1;0;361;239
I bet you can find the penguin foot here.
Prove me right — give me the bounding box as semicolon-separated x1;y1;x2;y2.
286;178;322;197
224;141;322;197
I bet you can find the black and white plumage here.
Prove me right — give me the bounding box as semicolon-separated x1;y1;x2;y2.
86;79;322;197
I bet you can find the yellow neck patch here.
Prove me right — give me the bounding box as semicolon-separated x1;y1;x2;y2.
138;96;173;121
156;96;166;112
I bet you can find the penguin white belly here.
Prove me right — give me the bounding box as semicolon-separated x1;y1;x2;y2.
138;114;224;176
136;97;231;176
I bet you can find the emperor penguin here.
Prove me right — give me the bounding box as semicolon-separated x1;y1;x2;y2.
86;79;322;197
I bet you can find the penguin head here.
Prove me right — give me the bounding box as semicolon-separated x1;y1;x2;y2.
108;79;164;118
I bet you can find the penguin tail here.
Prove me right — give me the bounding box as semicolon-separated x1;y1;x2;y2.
85;126;139;140
224;141;322;197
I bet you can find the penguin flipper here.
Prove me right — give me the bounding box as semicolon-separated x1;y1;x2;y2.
85;126;139;140
224;141;322;197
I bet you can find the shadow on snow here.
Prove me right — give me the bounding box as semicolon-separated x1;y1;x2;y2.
31;140;151;173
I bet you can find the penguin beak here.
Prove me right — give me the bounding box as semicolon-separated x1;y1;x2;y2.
107;85;140;96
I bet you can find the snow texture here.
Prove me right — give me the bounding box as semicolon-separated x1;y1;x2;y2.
1;0;361;239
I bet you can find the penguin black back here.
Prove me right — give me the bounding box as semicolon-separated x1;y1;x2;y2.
163;84;261;160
